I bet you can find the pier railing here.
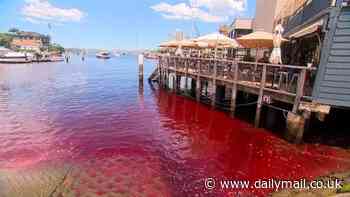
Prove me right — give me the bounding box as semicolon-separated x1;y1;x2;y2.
158;55;317;107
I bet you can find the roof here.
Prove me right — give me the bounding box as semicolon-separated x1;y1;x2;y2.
232;19;254;30
16;31;48;38
12;38;43;47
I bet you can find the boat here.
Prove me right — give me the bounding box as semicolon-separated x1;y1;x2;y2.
0;52;32;63
96;51;111;59
49;52;65;62
144;52;159;60
50;55;64;62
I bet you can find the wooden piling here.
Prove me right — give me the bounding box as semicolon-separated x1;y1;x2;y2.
230;63;239;117
174;57;177;92
185;59;189;91
285;112;305;144
284;69;308;143
165;57;170;89
211;60;218;107
157;62;161;85
255;64;267;128
196;60;201;101
138;54;144;80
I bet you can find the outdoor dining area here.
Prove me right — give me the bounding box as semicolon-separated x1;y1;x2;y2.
157;29;317;98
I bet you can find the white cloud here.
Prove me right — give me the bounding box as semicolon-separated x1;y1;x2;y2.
151;0;246;23
22;0;85;24
190;0;246;13
151;2;225;22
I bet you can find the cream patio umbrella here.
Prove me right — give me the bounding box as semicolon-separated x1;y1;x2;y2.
194;33;241;58
159;39;198;48
160;39;202;57
237;31;277;49
194;33;241;48
237;31;288;61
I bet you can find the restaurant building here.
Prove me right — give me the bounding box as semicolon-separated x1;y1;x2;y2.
11;31;50;52
277;0;350;108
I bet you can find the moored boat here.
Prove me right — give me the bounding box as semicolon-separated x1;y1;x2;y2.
50;55;65;62
49;52;65;62
96;51;111;59
0;52;32;63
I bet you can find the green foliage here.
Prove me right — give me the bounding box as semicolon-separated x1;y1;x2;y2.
16;48;38;54
48;43;65;53
8;28;19;34
0;33;14;48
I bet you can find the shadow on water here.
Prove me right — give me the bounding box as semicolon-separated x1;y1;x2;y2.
304;107;350;148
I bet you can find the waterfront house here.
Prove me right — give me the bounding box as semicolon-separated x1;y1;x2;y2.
10;31;50;52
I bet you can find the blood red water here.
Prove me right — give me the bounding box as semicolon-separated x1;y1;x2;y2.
0;57;349;197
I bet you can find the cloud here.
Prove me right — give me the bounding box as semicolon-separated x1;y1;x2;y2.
151;2;225;22
151;0;246;23
190;0;246;13
22;0;85;24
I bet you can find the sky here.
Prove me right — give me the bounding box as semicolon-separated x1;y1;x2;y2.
0;0;256;50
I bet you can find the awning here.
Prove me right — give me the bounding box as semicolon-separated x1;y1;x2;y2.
289;19;324;38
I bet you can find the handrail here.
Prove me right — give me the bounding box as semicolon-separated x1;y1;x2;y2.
159;55;317;71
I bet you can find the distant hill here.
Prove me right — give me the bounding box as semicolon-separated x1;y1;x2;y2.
65;48;145;56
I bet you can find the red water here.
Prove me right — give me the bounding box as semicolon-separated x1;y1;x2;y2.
0;57;349;197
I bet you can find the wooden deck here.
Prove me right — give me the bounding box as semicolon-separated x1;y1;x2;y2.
154;55;319;129
158;56;316;103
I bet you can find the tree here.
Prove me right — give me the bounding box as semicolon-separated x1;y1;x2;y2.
8;28;19;34
0;33;14;48
48;43;65;53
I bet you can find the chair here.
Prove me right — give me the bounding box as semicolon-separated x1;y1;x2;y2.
277;71;289;90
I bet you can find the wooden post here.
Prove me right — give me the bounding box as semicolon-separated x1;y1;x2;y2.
255;64;267;128
185;59;189;91
157;60;161;86
174;57;177;92
284;69;307;143
293;69;307;113
211;59;217;107
159;57;164;86
285;112;305;144
161;62;165;87
196;60;201;101
138;54;144;80
166;56;170;89
231;62;239;117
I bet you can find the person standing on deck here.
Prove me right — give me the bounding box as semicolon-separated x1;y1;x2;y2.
270;24;284;64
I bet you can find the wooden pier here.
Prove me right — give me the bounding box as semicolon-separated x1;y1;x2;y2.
151;55;322;143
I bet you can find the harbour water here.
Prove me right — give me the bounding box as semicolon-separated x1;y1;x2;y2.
0;56;350;197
